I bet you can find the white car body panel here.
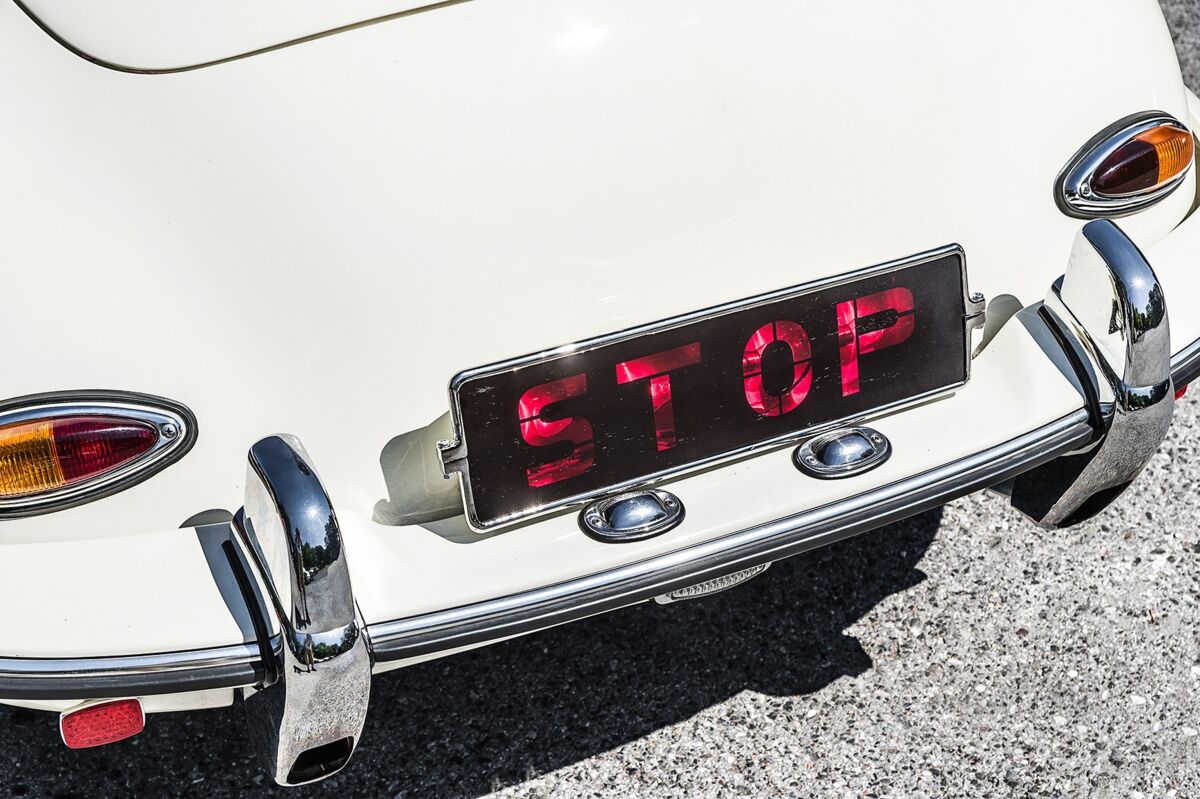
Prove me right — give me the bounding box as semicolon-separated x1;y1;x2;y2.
1;0;1198;713
15;0;437;71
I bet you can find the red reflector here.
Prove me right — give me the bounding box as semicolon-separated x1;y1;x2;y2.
1176;383;1189;400
60;699;145;749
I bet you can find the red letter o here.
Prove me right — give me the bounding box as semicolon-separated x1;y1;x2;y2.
742;321;812;417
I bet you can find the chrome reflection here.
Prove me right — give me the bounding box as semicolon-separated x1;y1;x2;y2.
580;489;684;542
794;426;891;479
1012;220;1174;528
235;434;371;786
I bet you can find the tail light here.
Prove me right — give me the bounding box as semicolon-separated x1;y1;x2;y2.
1056;112;1195;218
0;393;195;516
60;699;145;749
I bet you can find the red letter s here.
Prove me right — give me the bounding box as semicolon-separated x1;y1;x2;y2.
518;374;594;488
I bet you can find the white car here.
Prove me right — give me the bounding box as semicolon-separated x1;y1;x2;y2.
1;0;1197;785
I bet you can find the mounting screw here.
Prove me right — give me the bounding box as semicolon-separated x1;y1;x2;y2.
160;423;180;440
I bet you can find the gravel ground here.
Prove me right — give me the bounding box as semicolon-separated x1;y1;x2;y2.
1163;0;1199;90
3;4;1200;798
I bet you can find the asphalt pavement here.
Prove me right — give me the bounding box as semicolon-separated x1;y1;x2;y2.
2;3;1199;797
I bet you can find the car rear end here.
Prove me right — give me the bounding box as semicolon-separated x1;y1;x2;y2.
1;0;1198;784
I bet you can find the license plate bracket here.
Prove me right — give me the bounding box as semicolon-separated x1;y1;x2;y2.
441;245;978;531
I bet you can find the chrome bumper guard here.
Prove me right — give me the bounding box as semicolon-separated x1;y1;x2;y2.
1008;220;1175;528
0;221;1195;789
232;435;372;786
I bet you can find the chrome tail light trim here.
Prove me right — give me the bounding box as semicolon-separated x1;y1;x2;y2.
1055;111;1194;219
0;390;197;517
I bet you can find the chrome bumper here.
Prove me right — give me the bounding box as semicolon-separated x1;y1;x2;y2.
234;435;372;786
365;410;1094;660
1008;220;1175;527
0;221;1194;785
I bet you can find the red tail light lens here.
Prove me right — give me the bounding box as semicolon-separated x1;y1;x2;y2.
48;416;158;485
1056;112;1195;219
60;699;145;749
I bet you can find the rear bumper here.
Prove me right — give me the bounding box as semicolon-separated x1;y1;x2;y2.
0;408;1100;698
1173;336;1200;389
0;644;266;701
4;219;1197;698
364;408;1094;660
1;211;1198;780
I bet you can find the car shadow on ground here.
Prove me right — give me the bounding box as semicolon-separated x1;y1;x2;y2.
0;508;941;799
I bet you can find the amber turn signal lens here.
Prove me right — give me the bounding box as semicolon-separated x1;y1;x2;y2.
1092;124;1195;197
1057;112;1196;219
0;415;158;499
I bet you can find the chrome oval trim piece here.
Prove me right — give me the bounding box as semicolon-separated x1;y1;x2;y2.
1055;111;1194;219
0;391;197;518
440;244;985;532
371;410;1094;662
580;489;684;542
794;426;891;479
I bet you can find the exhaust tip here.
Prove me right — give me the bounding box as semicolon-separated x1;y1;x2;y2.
286;737;356;785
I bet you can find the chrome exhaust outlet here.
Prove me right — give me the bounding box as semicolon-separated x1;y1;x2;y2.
234;435;372;786
1010;220;1173;529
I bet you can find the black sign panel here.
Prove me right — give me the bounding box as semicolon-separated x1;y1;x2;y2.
447;248;969;529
